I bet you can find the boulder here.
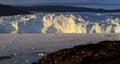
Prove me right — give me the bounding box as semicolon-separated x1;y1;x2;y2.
33;41;120;64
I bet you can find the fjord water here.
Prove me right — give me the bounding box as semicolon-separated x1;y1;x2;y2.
0;12;120;33
0;12;120;64
0;33;120;64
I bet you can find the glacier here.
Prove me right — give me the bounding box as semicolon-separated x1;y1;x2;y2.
0;12;120;33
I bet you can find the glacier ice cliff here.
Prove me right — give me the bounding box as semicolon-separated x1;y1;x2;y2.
0;12;120;33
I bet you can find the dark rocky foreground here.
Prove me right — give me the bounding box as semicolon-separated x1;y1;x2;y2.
33;41;120;64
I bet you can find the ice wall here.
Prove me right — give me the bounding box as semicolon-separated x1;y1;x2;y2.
0;13;120;33
41;13;120;33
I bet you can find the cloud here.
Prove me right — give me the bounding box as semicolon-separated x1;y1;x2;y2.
0;0;92;5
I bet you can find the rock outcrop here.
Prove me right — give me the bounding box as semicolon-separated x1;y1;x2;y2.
33;41;120;64
0;56;11;60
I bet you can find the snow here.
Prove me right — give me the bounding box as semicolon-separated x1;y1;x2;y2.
0;33;120;64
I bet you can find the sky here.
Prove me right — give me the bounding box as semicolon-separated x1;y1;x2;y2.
0;0;120;9
0;0;120;5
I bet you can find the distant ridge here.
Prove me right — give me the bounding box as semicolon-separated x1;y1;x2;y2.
0;4;31;16
16;5;120;12
1;4;120;16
